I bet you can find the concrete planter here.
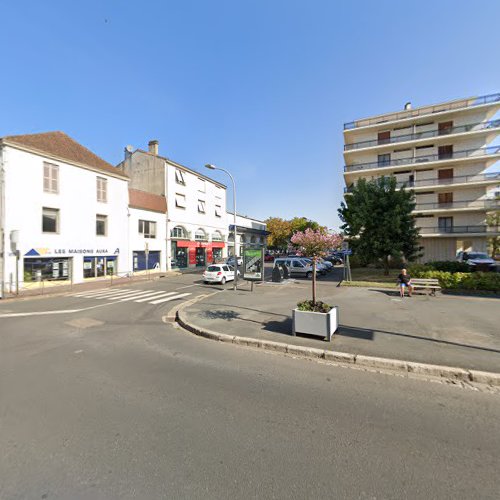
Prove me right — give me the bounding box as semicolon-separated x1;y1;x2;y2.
292;306;338;342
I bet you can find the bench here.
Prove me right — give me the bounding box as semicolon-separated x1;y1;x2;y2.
410;278;441;296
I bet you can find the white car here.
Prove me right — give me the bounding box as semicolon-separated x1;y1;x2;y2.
226;256;243;267
203;264;241;284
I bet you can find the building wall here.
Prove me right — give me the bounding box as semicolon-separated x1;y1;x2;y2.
1;145;130;291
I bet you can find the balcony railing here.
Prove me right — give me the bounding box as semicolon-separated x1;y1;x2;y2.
344;172;500;193
344;119;500;151
344;93;500;130
344;145;500;173
419;225;499;235
415;200;500;211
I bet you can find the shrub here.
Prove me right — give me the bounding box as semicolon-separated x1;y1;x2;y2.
297;300;332;313
409;261;470;273
410;270;500;291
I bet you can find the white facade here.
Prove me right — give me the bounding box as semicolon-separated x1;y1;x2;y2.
343;93;500;261
0;136;130;296
227;212;268;257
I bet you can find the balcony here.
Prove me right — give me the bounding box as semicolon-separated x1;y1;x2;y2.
344;119;500;152
344;146;500;173
344;93;500;130
415;199;500;212
344;172;500;194
419;225;499;235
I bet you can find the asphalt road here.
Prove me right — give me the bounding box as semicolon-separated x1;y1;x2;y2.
1;274;500;499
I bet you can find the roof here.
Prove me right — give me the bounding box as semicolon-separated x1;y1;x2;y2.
129;188;167;213
2;131;127;178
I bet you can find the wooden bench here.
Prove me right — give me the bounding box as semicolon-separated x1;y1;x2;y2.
410;278;441;296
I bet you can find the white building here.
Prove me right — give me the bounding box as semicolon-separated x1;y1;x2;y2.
120;141;228;269
343;93;500;261
227;212;268;257
0;131;130;296
128;188;168;273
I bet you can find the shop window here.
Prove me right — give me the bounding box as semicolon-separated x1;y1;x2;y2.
175;169;186;185
42;207;59;233
175;193;186;208
212;231;223;241
96;214;107;236
198;200;206;213
195;229;206;241
138;219;156;238
171;226;188;239
43;162;59;193
97;176;107;203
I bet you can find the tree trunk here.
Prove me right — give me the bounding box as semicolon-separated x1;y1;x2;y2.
383;256;390;276
312;258;317;306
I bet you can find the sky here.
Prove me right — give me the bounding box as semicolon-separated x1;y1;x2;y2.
0;0;499;229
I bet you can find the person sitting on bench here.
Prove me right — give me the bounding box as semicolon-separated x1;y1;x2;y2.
397;268;412;298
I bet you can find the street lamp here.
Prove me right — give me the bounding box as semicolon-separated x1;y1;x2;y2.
205;164;238;291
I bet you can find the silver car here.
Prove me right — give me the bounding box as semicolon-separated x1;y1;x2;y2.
273;258;315;278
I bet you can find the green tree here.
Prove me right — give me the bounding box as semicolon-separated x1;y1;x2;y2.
486;210;500;258
338;177;421;274
265;217;292;250
289;217;321;234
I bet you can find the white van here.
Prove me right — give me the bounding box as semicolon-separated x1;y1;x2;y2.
273;258;314;278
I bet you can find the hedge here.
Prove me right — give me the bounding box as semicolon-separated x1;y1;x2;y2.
409;270;500;291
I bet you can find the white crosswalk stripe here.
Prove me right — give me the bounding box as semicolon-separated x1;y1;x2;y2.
69;288;193;306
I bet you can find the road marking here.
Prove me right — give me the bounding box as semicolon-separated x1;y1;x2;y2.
78;289;151;300
149;293;192;305
117;290;169;302
0;302;113;318
134;291;177;303
72;288;130;297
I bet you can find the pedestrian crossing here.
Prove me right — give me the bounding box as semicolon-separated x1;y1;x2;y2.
70;288;192;305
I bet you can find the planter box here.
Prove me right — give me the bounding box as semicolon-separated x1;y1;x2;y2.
292;306;338;342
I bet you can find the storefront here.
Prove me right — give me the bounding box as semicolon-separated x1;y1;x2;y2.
133;250;160;271
23;257;71;282
171;240;225;268
83;255;117;278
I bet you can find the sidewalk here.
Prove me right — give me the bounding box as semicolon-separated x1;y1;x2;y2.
178;279;500;375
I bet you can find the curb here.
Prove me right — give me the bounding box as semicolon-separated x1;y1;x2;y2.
176;309;500;387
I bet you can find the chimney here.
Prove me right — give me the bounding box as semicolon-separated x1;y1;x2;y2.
148;140;159;155
404;102;412;110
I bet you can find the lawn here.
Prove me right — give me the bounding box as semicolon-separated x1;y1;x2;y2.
349;267;401;284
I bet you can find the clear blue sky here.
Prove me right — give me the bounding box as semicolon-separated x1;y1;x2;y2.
1;0;498;229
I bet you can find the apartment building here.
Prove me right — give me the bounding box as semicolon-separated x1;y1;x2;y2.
0;131;130;296
343;93;500;261
120;141;228;270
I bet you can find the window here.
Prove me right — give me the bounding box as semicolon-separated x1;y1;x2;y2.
171;226;187;239
215;204;222;217
438;121;453;135
42;207;59;233
198;200;206;213
223;265;230;272
438;217;453;232
198;178;206;192
96;215;107;236
378;131;390;145
138;219;156;238
378;154;391;166
195;229;206;241
175;193;186;208
212;231;223;241
43;162;59;193
97;177;107;202
438;192;453;206
175;169;185;185
438;145;453;160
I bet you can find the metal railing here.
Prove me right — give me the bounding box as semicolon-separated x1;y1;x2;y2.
344;171;500;193
419;225;499;235
344;93;500;130
415;200;500;211
344;145;500;173
344;119;500;151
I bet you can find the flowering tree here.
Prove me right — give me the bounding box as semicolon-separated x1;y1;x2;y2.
291;229;343;306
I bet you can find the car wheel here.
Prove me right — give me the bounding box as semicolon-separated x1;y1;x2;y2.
306;271;312;279
203;281;209;284
221;277;226;285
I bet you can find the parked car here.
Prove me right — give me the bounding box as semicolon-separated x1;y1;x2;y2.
226;256;243;267
203;264;241;284
456;251;497;272
325;253;343;265
273;257;315;279
264;253;274;262
318;257;333;271
300;258;327;275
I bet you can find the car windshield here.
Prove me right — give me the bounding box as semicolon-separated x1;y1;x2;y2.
467;253;489;259
207;266;220;272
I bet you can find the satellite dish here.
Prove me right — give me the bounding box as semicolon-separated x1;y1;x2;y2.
125;145;134;153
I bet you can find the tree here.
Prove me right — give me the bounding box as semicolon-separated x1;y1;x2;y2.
486;210;500;258
291;229;343;306
289;217;322;234
265;217;292;250
338;176;421;275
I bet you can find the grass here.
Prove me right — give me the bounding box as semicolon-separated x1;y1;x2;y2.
340;280;395;289
349;267;401;284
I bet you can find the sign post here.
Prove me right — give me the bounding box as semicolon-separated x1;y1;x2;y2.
341;241;352;282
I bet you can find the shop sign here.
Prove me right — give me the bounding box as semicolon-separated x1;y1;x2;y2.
25;247;120;257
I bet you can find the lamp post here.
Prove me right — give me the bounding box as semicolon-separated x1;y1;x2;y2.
205;164;238;290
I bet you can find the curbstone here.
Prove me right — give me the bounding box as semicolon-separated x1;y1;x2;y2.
355;355;407;371
406;361;470;382
286;345;324;359
324;350;356;364
217;333;235;343
260;340;287;353
468;370;500;386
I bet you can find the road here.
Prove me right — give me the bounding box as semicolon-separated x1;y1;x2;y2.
1;273;499;499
